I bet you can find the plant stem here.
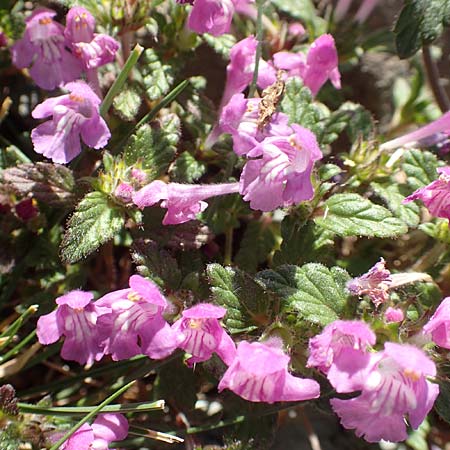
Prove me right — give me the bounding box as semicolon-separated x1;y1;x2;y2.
18;400;164;416
0;329;36;363
248;0;265;98
100;44;144;117
48;380;135;450
422;45;450;113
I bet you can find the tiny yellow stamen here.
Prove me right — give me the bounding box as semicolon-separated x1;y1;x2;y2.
289;136;303;151
127;291;142;302
69;94;84;103
403;368;420;382
39;17;53;25
188;319;202;329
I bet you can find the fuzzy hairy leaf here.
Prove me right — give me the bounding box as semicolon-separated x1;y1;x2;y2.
2;162;75;207
435;379;450;425
113;87;142;121
124;114;180;179
131;239;181;289
171;151;206;182
315;193;408;237
142;48;175;100
202;33;236;58
256;263;349;326
60;191;125;263
235;220;277;272
206;263;271;333
394;0;450;58
273;218;334;266
280;77;325;135
371;182;420;227
402;148;439;191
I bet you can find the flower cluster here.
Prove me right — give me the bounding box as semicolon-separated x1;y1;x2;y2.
308;320;439;442
31;81;110;164
12;6;119;91
14;6;118;163
37;275;320;404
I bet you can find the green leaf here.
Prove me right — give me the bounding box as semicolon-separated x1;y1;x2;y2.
280;77;325;136
434;379;450;424
371;181;420;227
202;33;236;58
338;102;374;142
124;113;180;179
402;148;439;191
141;48;174;100
206;264;271;333
2;162;75;207
235;220;277;272
273;218;334;266
60;191;125;263
256;263;349;326
113;87;142;121
171;151;206;182
131;239;181;290
394;0;450;58
315;193;408;238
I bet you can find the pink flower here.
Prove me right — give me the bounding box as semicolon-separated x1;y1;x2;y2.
403;167;450;220
187;0;236;36
31;81;110;164
331;343;439;443
218;339;320;403
206;36;276;147
172;303;236;366
274;34;341;96
11;8;82;90
239;124;322;211
423;297;450;348
380;111;450;150
36;290;111;365
384;307;404;323
96;275;183;360
307;320;376;393
133;181;240;225
60;413;128;450
64;6;119;91
219;93;292;156
72;34;119;70
347;258;392;307
222;36;276;108
64;6;96;43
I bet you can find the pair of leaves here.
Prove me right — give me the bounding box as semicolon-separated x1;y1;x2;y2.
208;262;350;331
